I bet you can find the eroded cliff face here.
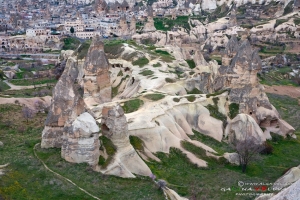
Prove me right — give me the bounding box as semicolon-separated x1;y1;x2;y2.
83;36;111;106
190;38;295;138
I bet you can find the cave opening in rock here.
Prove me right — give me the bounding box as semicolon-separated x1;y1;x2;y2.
101;124;109;134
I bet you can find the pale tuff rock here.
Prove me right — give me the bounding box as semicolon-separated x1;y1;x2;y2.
61;112;100;167
41;74;86;148
100;105;152;178
0;163;9;176
143;16;157;33
223;152;240;165
270;178;300;200
60;50;74;60
225;114;267;143
272;165;300;190
163;187;189;200
83;36;111;106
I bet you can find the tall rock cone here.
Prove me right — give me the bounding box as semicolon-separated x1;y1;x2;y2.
41;73;86;148
83;36;111;106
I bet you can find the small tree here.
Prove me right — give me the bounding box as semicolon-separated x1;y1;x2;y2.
232;135;264;173
70;26;75;34
22;106;35;124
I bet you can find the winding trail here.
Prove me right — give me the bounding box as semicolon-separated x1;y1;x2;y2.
33;143;101;200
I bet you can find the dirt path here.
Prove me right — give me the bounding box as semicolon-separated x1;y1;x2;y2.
33;143;101;200
264;85;300;99
4;80;48;90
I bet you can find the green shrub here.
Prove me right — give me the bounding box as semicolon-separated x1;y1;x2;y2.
139;69;154;76
173;98;180;102
117;70;123;77
122;99;144;113
132;57;149;67
155;50;170;55
153;62;162;67
186;95;196;102
186;59;196;69
165;77;176;83
206;89;230;98
229;103;239;119
62;37;81;50
270;132;284;142
144;93;165;101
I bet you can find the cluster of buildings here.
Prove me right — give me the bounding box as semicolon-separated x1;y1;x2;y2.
0;0;142;53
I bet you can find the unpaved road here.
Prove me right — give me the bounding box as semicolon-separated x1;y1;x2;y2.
4;80;48;90
264;85;300;99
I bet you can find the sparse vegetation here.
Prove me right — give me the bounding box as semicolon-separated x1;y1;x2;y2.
10;78;57;86
229;103;239;119
129;136;144;151
0;81;10;91
154;16;190;32
144;93;165;101
121;99;144;113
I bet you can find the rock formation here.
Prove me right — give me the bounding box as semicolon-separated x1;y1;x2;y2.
225;114;269;143
83;36;111;106
61;112;100;168
41;73;86;148
192;38;295;138
100;105;152;178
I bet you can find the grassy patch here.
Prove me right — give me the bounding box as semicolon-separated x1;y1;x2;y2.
154;16;190;32
99;135;117;169
229;103;239;119
104;40;124;56
132;57;149;67
186;95;196;102
205;104;227;126
139;69;154;76
185;60;196;69
258;67;297;86
144;93;165;101
153;62;162;68
0;81;11;91
122;99;144;113
186;88;202;94
267;93;300;130
129;136;144;151
10;78;57;86
275;19;288;28
155;50;170;55
0;87;52;98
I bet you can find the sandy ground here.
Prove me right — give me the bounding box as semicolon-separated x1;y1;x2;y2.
264;85;300;99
